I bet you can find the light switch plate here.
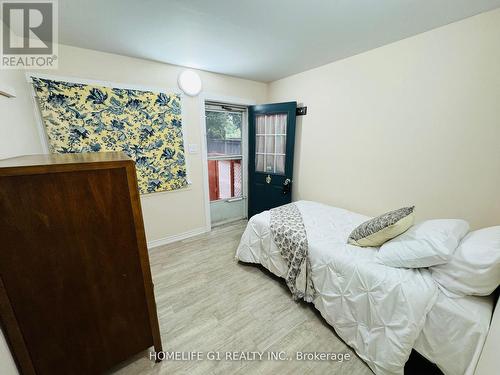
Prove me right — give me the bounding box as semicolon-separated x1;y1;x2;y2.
188;143;199;154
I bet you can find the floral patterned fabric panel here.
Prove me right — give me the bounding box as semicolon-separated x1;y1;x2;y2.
32;77;188;194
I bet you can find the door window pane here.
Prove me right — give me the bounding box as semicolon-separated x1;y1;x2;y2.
276;120;286;134
256;136;265;153
266;115;275;134
265;135;275;154
275;135;286;154
206;110;242;157
208;159;242;201
255;113;287;175
265;155;275;173
256;154;264;172
276;155;285;175
256;115;265;134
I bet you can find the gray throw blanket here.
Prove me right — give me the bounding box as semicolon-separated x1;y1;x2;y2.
270;203;315;302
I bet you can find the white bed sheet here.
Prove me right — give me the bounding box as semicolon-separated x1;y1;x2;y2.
236;201;439;375
414;292;494;375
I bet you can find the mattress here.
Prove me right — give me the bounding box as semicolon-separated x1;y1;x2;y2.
414;292;494;375
236;201;439;375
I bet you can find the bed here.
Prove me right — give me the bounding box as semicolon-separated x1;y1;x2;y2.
235;200;494;375
415;292;494;375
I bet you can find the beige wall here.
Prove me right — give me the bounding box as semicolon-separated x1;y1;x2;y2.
269;8;500;229
0;45;268;242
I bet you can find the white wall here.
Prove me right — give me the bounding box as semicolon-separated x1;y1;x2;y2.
0;45;267;242
269;8;500;229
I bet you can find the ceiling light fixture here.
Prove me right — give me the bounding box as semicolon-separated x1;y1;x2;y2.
177;70;202;96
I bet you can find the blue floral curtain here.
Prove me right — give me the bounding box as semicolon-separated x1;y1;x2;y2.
32;77;188;193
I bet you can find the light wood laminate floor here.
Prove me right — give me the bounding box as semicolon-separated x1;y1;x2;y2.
112;220;373;375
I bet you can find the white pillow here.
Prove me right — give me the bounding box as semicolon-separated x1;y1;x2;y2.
431;226;500;297
377;219;470;268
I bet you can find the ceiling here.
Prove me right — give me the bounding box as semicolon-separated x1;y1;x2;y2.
59;0;500;82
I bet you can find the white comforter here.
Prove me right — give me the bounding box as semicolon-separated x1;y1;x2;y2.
235;201;439;375
415;292;494;375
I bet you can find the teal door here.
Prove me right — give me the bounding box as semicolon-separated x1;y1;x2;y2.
248;102;297;218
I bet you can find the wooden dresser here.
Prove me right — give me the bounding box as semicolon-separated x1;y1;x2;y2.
0;152;162;375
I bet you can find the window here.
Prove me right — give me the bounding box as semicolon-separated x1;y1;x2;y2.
206;104;244;201
255;113;287;175
208;159;242;201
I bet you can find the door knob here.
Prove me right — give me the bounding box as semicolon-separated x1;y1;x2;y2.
282;178;291;195
266;174;272;184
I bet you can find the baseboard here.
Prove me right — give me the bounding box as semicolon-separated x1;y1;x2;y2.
147;226;208;249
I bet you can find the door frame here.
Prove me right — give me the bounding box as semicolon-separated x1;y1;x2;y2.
199;93;255;232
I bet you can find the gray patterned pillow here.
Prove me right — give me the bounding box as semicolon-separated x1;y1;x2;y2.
348;206;415;247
